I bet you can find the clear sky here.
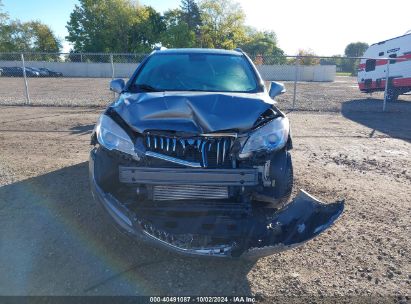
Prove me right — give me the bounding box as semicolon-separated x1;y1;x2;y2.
2;0;411;55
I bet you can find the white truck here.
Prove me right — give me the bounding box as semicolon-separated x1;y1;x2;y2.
358;32;411;101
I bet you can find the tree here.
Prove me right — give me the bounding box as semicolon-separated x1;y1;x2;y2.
199;0;247;49
0;1;61;54
344;42;369;58
66;0;164;54
129;6;165;53
240;29;286;64
161;9;196;48
27;21;61;52
66;0;137;53
295;49;320;65
179;0;202;45
180;0;202;30
343;42;368;75
0;0;7;24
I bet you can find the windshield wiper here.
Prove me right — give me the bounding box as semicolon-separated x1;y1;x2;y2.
133;83;160;92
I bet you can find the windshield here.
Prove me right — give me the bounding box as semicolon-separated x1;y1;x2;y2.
131;53;258;93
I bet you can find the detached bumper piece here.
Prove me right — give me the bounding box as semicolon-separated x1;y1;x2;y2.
240;191;344;259
90;150;344;258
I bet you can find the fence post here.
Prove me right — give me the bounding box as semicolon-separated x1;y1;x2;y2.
110;54;115;79
292;56;299;110
383;61;390;112
21;53;31;105
110;54;116;99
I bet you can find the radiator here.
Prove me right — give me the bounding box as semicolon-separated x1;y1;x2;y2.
153;185;229;201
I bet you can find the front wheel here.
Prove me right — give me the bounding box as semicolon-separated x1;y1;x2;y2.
273;152;293;207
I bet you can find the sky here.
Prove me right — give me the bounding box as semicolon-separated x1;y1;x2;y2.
2;0;411;55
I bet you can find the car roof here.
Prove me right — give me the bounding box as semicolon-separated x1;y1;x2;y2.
153;48;243;56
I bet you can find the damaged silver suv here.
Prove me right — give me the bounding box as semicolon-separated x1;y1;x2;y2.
89;48;344;258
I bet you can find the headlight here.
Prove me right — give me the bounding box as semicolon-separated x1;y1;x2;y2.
95;114;137;157
239;117;289;158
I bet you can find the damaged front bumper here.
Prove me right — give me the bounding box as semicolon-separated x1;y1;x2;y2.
89;150;344;259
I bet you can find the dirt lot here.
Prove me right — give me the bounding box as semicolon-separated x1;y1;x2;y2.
1;76;411;111
0;104;410;301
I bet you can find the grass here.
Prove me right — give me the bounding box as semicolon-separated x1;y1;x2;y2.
336;72;353;76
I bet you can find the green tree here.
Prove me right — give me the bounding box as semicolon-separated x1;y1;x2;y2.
27;21;61;52
320;55;342;66
66;0;137;53
161;9;196;48
240;29;286;64
180;0;201;44
0;0;7;24
129;6;165;53
293;49;320;65
344;42;369;57
180;0;202;30
0;1;60;55
66;0;164;54
343;42;368;75
199;0;247;49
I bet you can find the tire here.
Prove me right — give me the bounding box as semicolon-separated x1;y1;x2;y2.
274;152;293;207
386;87;399;102
254;150;294;208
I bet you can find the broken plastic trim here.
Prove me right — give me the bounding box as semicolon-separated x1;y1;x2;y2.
241;190;344;259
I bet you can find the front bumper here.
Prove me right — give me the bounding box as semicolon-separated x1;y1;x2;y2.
89;150;344;259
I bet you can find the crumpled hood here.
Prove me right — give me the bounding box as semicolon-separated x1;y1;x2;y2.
112;92;275;134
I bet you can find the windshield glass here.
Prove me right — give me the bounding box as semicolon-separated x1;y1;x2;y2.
132;53;258;93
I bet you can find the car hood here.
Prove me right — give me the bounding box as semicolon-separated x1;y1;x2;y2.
111;91;276;134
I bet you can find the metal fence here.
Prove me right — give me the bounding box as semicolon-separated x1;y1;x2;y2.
0;52;410;112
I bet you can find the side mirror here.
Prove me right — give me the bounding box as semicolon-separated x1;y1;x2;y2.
269;81;286;99
110;79;125;94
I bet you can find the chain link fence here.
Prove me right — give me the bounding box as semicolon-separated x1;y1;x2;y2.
0;52;410;112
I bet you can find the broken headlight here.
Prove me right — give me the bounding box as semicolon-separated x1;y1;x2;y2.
239;117;289;158
95;114;136;156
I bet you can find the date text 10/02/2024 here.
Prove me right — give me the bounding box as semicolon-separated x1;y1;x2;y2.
149;296;257;303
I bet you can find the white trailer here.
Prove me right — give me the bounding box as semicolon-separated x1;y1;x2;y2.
358;32;411;101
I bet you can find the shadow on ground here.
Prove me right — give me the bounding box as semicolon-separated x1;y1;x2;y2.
0;162;255;295
341;99;411;143
69;124;95;135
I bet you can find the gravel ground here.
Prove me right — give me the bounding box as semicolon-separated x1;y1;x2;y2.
1;76;411;111
0;105;410;302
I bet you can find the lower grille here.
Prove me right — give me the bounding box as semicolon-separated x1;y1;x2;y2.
153;185;229;201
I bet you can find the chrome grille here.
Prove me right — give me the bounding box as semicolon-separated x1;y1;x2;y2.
153;185;229;201
145;134;234;168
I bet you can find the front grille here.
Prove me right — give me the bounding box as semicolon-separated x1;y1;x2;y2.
144;134;234;168
153;185;229;201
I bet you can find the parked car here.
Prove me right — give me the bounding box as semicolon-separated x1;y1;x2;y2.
89;48;344;259
27;67;48;77
38;67;63;77
1;66;40;77
1;67;23;77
